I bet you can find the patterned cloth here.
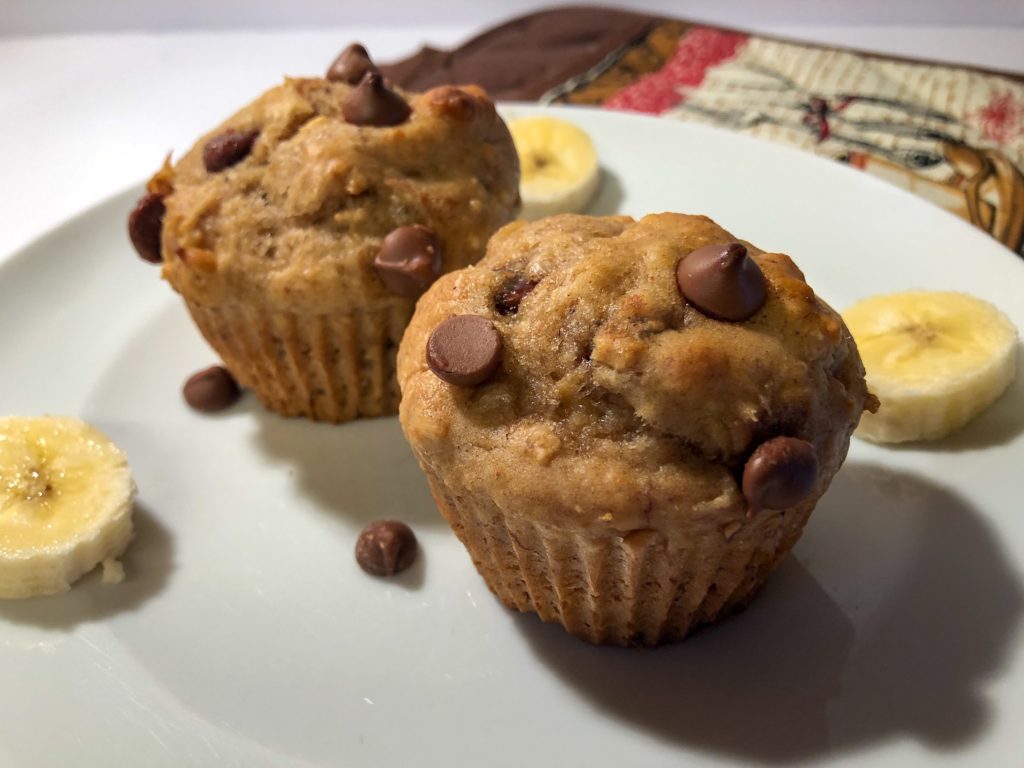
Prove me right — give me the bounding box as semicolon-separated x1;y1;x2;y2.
384;8;1024;257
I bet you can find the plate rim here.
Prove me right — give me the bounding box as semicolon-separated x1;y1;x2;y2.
2;103;1022;277
1;100;1022;768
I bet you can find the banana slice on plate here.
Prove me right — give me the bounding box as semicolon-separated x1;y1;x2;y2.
0;416;136;598
843;291;1018;443
508;116;600;220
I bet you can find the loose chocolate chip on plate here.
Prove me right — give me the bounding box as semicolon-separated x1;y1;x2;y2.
373;225;442;298
342;72;411;127
427;315;502;387
742;436;819;514
355;520;418;577
676;242;767;322
203;129;260;173
494;275;538;316
327;43;378;84
128;192;166;264
183;365;241;412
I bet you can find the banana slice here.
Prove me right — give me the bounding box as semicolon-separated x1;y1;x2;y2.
842;291;1018;443
0;416;136;598
508;116;600;220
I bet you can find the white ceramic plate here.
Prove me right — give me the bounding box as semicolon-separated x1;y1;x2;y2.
1;104;1022;767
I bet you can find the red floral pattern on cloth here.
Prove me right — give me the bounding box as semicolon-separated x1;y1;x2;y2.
383;8;1024;255
604;27;748;114
972;91;1024;144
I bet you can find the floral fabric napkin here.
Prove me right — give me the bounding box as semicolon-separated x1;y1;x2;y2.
383;7;1024;257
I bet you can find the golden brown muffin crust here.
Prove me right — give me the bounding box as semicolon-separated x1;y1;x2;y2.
157;78;519;314
398;213;870;535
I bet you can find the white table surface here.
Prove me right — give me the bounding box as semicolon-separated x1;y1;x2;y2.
1;16;1022;261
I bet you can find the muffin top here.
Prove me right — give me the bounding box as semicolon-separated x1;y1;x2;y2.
398;213;873;532
151;75;519;314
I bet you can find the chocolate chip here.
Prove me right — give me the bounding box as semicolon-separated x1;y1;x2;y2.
676;242;767;322
355;520;418;576
183;365;241;412
342;72;411;127
742;437;819;514
203;129;259;173
373;225;442;298
494;275;538;316
427;315;502;387
128;192;166;264
327;43;378;84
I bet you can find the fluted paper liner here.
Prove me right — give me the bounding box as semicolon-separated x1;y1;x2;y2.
425;470;811;646
185;301;412;422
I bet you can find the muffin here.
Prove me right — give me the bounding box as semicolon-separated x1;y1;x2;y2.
128;47;519;421
397;213;874;646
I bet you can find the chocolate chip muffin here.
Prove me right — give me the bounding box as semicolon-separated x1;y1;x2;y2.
397;213;874;646
128;45;519;421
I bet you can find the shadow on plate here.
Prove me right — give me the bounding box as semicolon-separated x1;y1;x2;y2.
586;167;625;217
246;400;444;530
0;504;175;629
381;542;427;591
514;462;1024;763
885;344;1024;452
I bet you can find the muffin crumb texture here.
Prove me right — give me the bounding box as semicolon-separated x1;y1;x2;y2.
398;213;870;645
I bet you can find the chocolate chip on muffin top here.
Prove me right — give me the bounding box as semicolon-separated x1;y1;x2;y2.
675;241;767;321
342;72;411;127
203;129;260;173
741;436;819;514
327;43;378;85
494;275;539;316
427;315;503;386
373;225;443;298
